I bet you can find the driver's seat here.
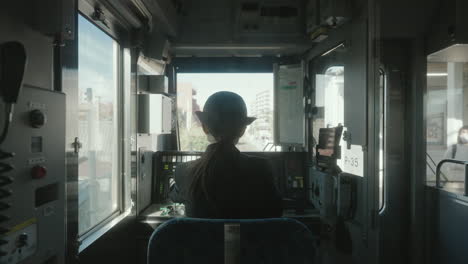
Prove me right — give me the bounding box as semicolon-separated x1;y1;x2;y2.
147;217;316;264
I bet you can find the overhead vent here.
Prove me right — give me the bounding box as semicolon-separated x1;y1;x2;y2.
241;2;260;12
237;0;302;35
260;6;298;18
306;0;351;42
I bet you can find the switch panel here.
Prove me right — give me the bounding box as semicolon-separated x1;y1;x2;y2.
0;86;65;263
309;169;336;221
0;219;37;264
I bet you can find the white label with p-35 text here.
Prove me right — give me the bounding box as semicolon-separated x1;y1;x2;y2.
341;144;364;177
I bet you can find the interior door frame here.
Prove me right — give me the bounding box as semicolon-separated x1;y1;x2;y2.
62;1;135;260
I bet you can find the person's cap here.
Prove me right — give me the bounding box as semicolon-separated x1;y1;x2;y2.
195;91;256;127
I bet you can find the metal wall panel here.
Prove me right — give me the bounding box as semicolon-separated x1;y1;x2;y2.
0;3;54;91
136;148;153;213
0;86;66;263
343;20;367;146
435;190;468;264
378;41;411;264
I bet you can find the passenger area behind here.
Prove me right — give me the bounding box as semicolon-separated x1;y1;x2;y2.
147;218;316;264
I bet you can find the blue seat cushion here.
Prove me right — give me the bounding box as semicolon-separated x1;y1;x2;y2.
148;218;316;264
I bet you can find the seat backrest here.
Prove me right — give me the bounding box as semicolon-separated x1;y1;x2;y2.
147;218;316;264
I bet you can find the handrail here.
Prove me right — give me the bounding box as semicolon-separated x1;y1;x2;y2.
263;142;272;152
436;159;468;196
426;152;449;182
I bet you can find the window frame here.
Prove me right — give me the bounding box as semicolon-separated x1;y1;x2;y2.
425;44;468;191
378;68;387;213
74;10;131;253
308;45;346;157
175;71;277;152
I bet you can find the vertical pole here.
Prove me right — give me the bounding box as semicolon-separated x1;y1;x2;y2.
464;164;468;196
446;62;464;147
224;223;240;264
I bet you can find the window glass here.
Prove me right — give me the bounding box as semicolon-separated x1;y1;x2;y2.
426;44;468;193
177;73;274;152
314;66;345;167
78;15;119;235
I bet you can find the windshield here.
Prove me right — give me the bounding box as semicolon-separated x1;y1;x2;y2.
177;73;274;152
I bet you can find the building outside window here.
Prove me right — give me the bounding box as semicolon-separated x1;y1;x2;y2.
78;14;120;235
177;73;274;152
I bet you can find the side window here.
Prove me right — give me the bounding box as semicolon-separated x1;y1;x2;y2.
426;44;468;193
314;65;345;166
78;14;121;235
311;36;367;177
315;66;345;128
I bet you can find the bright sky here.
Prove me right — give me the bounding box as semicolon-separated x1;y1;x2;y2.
78;15;117;103
78;14;274;113
177;73;274;114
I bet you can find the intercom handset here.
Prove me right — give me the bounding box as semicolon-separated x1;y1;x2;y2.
0;41;27;143
0;42;26;104
0;41;27;258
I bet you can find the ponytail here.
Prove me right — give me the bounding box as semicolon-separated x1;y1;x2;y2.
189;139;239;203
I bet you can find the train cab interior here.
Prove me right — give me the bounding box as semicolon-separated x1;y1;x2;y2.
1;0;468;263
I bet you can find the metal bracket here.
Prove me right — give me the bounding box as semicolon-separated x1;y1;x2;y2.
72;137;82;154
342;131;352;149
91;7;109;28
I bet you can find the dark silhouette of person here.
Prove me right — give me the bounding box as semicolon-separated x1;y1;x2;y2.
445;125;468;160
169;91;282;218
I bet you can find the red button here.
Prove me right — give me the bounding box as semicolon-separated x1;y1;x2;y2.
31;166;47;179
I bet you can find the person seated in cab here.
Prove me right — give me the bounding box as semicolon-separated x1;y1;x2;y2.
169;91;282;218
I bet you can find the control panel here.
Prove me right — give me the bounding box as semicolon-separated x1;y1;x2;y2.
152;151;310;209
152;152;201;203
0;86;65;264
308;170;359;222
309;169;336;220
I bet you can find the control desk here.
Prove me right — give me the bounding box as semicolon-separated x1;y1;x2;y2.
138;151;319;224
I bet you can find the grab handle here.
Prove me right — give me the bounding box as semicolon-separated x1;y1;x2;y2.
436;159;468;196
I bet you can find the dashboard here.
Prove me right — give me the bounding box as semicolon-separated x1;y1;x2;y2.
152;151;310;209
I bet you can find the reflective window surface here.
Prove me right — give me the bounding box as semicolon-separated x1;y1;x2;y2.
177;73;275;152
426;44;468;193
314;66;345;167
379;69;386;211
78;15;119;235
